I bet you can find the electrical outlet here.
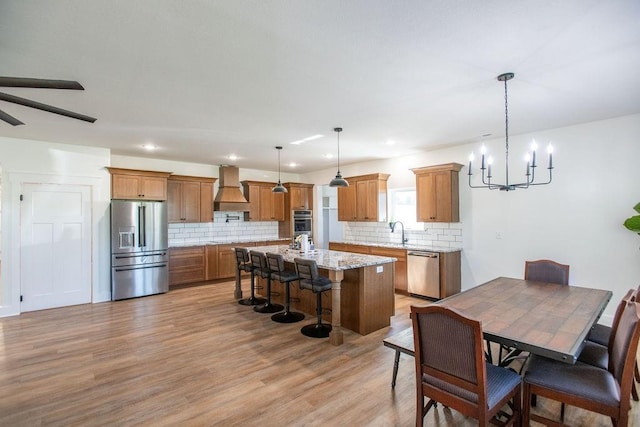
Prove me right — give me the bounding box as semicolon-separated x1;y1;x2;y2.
495;232;502;240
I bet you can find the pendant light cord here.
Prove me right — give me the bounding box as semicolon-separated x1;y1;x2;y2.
336;130;341;174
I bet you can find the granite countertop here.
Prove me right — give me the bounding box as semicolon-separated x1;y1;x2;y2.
251;245;396;271
334;241;462;253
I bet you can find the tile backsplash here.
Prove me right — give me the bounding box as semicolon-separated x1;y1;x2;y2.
342;221;463;249
168;211;279;246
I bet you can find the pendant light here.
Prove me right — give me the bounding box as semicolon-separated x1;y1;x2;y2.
329;127;349;187
272;146;287;193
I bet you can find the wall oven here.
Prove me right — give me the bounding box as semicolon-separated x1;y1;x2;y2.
292;210;312;238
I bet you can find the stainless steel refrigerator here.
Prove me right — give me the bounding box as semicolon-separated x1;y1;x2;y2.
111;200;169;300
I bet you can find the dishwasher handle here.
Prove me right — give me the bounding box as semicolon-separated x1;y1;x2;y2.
408;251;439;259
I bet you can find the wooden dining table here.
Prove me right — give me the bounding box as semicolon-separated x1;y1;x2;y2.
438;276;612;364
383;276;612;387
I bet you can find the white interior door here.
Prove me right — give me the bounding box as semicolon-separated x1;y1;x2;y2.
20;183;91;311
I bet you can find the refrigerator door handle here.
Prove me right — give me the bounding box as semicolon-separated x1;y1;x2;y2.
114;264;168;272
137;205;147;247
114;252;167;259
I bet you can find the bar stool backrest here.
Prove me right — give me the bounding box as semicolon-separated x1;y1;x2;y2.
295;258;319;281
266;252;285;274
250;251;270;279
234;247;250;266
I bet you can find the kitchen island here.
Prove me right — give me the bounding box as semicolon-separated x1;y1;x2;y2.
245;245;396;345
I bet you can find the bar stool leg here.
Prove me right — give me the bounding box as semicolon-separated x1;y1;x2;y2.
254;275;284;313
238;270;266;306
271;280;305;323
301;291;332;338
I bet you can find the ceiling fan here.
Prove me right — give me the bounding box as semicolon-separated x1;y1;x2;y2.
0;76;97;126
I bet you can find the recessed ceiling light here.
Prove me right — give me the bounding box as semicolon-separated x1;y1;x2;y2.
324;153;334;159
289;134;324;145
288;162;297;168
228;154;238;161
141;144;157;151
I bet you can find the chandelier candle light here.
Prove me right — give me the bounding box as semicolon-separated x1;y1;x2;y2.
468;72;554;191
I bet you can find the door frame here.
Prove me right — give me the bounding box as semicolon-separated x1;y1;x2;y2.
1;172;105;317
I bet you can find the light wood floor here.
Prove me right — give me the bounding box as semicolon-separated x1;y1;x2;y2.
0;280;638;426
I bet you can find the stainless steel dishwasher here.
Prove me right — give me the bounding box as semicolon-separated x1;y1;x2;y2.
407;251;440;299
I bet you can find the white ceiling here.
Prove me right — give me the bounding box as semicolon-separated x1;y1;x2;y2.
1;1;639;174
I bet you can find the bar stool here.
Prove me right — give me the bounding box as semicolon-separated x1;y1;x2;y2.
236;247;266;306
266;252;305;323
294;258;332;338
251;251;284;314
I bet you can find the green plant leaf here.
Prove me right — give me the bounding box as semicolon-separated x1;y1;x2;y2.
634;202;640;214
624;215;640;233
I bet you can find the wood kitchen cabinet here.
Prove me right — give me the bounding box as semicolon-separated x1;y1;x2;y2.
169;246;206;286
329;242;455;296
439;251;461;298
284;182;314;210
205;245;218;280
278;182;314;238
337;183;357;222
370;246;408;293
107;167;171;201
412;163;463;223
167;175;217;223
242;181;285;221
337;173;389;222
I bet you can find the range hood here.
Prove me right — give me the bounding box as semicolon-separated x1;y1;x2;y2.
214;165;250;211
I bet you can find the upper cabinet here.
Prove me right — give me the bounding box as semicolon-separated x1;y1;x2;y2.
167;175;217;223
411;163;463;223
107;167;171;201
242;181;285;221
284;183;314;210
337;173;389;222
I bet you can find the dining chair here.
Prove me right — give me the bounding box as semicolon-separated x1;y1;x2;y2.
523;300;640;426
411;305;522;427
580;287;640;402
524;259;570;285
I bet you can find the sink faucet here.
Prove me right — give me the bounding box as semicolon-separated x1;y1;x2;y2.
389;221;408;245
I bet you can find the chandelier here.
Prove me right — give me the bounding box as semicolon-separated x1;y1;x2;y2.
468;72;554;191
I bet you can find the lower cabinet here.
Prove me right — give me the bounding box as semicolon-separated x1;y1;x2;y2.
169;240;290;285
215;243;246;280
328;242;458;297
169;246;206;286
369;246;408;293
439;251;461;298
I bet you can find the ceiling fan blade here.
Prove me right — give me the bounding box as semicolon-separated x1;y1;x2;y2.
0;76;85;90
0;108;24;126
0;92;96;123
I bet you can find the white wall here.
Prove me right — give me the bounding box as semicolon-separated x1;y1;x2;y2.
301;114;640;324
0;137;112;316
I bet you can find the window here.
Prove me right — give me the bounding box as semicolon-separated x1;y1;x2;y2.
389;188;419;229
